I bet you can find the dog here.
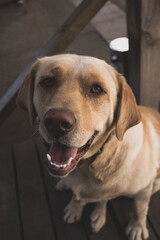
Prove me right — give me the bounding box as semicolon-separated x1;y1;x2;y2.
17;54;160;240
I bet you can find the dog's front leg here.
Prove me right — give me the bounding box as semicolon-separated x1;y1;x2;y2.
126;183;153;240
64;195;86;223
90;200;107;232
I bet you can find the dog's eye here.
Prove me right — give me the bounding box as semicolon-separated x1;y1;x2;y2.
90;84;103;94
40;77;55;88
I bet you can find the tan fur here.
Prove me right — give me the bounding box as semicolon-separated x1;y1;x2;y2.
17;54;160;240
115;73;141;140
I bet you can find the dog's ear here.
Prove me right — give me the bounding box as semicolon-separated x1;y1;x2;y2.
16;60;40;125
115;73;141;140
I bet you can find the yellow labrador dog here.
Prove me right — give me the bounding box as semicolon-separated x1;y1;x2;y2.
17;54;160;240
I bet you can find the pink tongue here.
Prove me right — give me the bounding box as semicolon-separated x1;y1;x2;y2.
49;142;78;164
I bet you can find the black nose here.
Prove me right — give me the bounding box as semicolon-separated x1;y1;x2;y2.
44;109;76;138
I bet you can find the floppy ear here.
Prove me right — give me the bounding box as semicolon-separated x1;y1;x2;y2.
115;73;141;140
16;61;40;125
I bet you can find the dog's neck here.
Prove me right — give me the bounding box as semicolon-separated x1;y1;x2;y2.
79;129;115;166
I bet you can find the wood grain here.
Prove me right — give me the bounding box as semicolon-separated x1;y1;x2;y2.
127;0;160;110
13;140;56;240
0;147;21;240
140;0;160;110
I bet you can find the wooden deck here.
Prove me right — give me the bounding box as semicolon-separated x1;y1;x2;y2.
1;0;160;238
0;138;159;240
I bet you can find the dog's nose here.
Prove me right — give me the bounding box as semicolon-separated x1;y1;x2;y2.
44;109;76;137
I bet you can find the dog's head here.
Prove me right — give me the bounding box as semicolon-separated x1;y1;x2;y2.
17;54;141;177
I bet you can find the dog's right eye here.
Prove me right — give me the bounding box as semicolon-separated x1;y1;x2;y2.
40;77;55;88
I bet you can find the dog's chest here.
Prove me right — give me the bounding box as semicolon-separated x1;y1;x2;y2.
65;167;125;202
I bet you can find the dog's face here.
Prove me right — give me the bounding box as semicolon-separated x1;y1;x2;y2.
17;54;141;177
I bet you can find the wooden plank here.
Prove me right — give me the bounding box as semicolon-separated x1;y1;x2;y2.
140;0;160;110
0;146;21;240
148;191;160;239
127;0;160;110
44;0;109;56
36;138;89;240
82;203;122;240
0;0;108;126
126;0;141;104
13;140;56;240
110;197;158;240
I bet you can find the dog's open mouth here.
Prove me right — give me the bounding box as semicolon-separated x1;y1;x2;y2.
46;131;98;177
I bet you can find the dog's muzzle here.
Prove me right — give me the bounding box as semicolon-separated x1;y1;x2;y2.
42;108;98;177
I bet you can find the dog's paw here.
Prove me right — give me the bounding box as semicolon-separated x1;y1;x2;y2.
126;221;149;240
56;180;67;191
90;206;106;232
63;200;82;224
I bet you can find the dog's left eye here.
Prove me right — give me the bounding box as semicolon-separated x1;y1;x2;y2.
40;77;55;88
90;84;103;94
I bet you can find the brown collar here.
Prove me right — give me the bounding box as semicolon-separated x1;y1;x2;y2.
79;130;114;166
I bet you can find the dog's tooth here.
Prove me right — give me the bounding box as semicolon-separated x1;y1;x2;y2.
48;160;67;169
68;157;73;165
46;154;51;162
61;164;67;168
56;163;60;168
